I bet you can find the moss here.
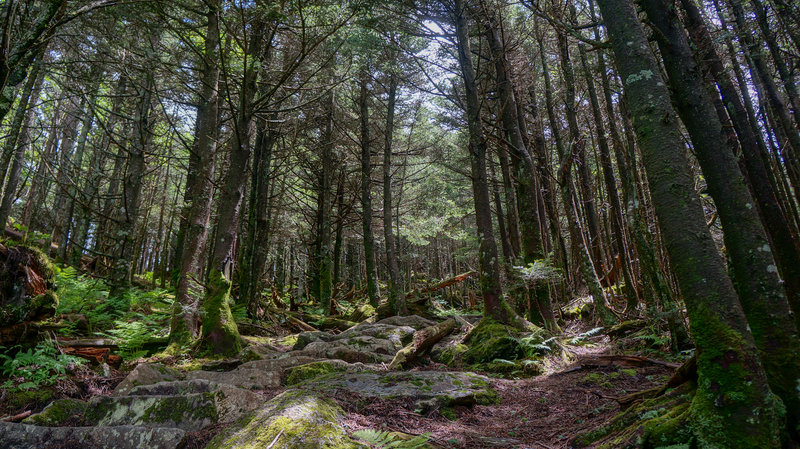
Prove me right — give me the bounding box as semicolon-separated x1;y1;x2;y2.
347;304;376;322
285;362;343;386
582;373;614;388
473;389;501;405
439;343;468;366
23;398;86;426
199;269;243;357
441;407;458;420
206;390;359;449
463;318;526;364
620;368;637;377
687;304;783;448
139;393;218;425
5;388;54;410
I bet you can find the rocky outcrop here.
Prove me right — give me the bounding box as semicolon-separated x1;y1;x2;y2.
297;371;498;410
0;422;186;449
205;390;359;449
113;363;182;396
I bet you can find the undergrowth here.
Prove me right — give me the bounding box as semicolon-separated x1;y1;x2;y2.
0;341;85;391
352;429;432;448
55;265;175;358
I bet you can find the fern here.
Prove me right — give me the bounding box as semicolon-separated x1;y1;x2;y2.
0;342;85;391
352;429;432;448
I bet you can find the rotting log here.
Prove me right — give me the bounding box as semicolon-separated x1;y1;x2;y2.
0;243;58;346
389;317;457;369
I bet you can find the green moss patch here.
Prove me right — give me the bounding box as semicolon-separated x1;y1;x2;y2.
285;361;343;386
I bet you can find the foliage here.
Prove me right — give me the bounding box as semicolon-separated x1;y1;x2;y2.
55;265;175;358
352;429;432;448
0;342;85;391
513;258;563;286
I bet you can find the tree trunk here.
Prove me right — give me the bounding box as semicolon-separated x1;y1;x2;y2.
453;0;526;329
641;0;800;431
383;71;405;315
596;0;784;444
360;65;379;308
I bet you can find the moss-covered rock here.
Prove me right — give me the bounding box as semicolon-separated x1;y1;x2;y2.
299;371;498;409
0;422;187;449
22;398;87;426
205;390;359;449
463;319;523;364
113;363;183;396
3;388;54;411
285;361;343;386
347;304;376;323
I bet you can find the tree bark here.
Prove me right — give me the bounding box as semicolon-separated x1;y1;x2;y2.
360;65;379;308
383;70;405;315
596;0;784;444
453;0;526;329
641;0;800;431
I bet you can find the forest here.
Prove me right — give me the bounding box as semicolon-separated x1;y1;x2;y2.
1;0;799;447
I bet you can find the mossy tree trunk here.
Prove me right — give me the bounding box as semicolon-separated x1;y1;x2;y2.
359;64;379;309
383;69;406;316
595;0;784;445
452;0;527;329
482;12;555;331
197;12;266;355
681;0;800;334
170;1;221;346
641;0;800;432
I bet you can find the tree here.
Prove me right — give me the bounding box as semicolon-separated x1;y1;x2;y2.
595;0;784;444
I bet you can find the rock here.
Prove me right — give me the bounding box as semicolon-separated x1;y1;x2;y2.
0;422;186;449
239;355;320;372
292;331;333;350
202;358;242;371
284;360;372;386
376;315;436;330
301;371;498;409
127;379;264;418
188;367;281;389
240;344;286;362
26;391;255;431
113;363;183;396
23;398;88;426
335;323;416;346
346;304;376;322
429;335;467;365
205;390;358;449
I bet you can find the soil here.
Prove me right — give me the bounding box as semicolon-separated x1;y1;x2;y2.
336;357;673;448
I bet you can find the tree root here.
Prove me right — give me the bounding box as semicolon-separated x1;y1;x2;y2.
572;355;699;448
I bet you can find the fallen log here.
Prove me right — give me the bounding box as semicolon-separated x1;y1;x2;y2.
405;271;477;299
389;317;457;369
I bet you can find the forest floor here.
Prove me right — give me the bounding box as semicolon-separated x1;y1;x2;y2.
334;328;677;449
1;315;680;449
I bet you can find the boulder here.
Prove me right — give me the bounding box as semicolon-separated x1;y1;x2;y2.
292;331;333;350
299;371;498;409
205;390;358;449
26;386;260;431
187;367;281;390
113;363;183;396
0;423;186;449
283;360;372;386
127;379;264;418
